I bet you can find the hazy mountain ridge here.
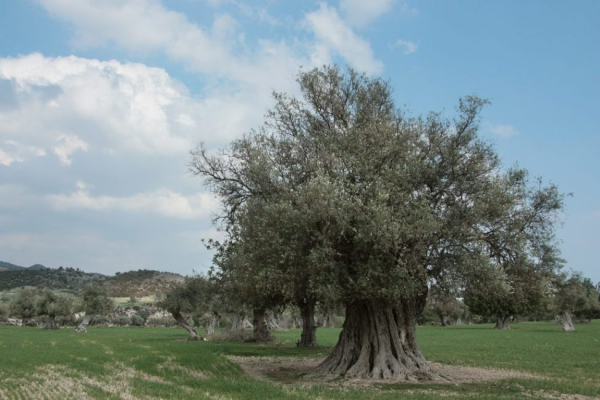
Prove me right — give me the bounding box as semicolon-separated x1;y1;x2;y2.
0;261;184;297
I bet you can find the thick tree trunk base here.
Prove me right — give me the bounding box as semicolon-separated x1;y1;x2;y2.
231;313;253;331
45;316;59;330
557;311;576;332
173;311;203;341
206;312;220;336
308;301;440;381
494;316;510;330
250;307;274;342
76;315;92;333
298;301;318;347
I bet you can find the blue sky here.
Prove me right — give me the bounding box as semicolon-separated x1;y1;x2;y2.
0;0;598;281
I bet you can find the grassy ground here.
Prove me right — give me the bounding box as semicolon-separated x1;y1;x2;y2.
0;321;599;399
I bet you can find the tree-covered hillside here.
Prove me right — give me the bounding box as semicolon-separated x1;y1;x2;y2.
0;262;184;298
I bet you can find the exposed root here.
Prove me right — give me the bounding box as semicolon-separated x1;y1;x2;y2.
228;356;549;387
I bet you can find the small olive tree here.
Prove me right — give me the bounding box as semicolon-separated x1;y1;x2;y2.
9;288;39;325
157;275;209;341
553;272;598;331
76;285;114;332
36;291;74;329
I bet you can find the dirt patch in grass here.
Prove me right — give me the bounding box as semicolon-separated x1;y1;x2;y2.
226;355;547;386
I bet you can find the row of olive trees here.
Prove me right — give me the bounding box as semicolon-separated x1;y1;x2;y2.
3;285;114;332
184;65;568;380
426;272;600;330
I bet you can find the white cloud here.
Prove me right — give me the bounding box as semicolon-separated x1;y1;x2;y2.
339;0;395;27
47;185;220;219
37;0;233;74
53;134;88;165
393;39;418;54
0;140;46;166
490;123;520;138
0;53;268;166
35;0;295;88
304;4;383;74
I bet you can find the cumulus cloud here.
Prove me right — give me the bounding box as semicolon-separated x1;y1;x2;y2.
0;53;269;167
53;134;88;165
47;184;220;219
339;0;395;27
393;39;418;54
304;4;383;74
490;124;520;138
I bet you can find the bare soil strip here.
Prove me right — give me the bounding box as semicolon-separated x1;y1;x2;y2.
226;355;546;385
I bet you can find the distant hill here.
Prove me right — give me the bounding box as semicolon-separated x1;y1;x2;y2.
0;261;184;298
0;266;104;291
0;261;25;271
105;270;184;297
28;264;49;271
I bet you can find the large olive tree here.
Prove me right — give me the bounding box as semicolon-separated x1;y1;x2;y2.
191;66;564;380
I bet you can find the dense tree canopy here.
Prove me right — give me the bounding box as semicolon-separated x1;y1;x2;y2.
191;66;565;380
553;272;600;331
35;290;74;329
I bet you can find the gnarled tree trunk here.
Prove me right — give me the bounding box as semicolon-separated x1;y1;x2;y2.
309;300;437;380
438;314;447;327
231;312;253;331
266;311;285;331
251;306;274;342
321;304;336;328
76;315;92;333
45;315;59;330
557;311;576;332
205;311;221;335
298;300;318;347
494;315;510;330
172;311;202;341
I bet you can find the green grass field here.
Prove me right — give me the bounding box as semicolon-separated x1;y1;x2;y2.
1;321;599;399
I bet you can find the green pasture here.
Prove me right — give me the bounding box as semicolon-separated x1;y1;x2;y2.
0;321;599;399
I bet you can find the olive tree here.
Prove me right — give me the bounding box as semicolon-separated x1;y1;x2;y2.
427;285;465;326
553;272;598;331
463;250;558;330
76;285;114;332
157;275;209;341
191;66;565;380
36;291;74;329
9;288;39;325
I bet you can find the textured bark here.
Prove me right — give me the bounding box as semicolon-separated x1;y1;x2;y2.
298;301;318;347
45;315;59;330
172;311;202;341
266;311;285;331
251;307;274;342
308;300;437;380
75;315;92;333
558;311;576;332
321;304;336;328
206;312;221;335
438;314;448;327
231;312;253;331
494;316;510;330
